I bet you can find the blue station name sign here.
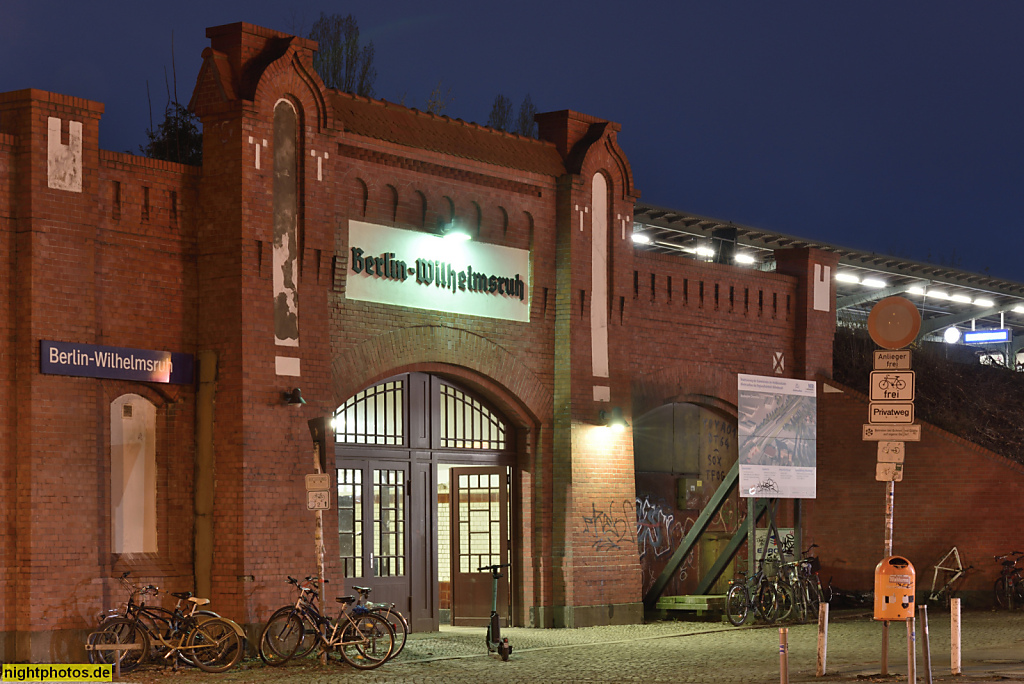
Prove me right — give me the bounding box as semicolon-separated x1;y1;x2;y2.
40;340;194;385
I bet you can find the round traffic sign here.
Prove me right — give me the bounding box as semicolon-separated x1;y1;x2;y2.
867;296;921;350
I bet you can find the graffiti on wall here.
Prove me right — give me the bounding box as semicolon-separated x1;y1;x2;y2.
634;489;751;595
635;495;682;559
581;500;634;552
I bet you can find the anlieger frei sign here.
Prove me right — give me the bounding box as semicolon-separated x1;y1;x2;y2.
346;221;531;322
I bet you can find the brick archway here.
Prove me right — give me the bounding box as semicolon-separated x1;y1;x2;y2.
331;325;551;429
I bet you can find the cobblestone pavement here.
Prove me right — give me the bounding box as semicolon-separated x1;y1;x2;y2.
121;610;1024;684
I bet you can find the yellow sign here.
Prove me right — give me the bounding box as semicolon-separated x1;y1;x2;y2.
2;664;112;682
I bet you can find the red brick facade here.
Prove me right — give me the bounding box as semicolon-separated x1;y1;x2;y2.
1;21;1013;664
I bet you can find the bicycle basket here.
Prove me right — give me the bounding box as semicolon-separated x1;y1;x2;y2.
808;556;821;573
761;559;779;578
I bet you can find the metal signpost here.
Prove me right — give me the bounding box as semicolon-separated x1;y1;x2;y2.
865;296;922;676
306;416;332;662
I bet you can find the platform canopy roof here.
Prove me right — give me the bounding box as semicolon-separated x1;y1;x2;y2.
632;203;1024;355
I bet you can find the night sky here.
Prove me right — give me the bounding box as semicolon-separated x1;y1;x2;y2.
3;1;1022;281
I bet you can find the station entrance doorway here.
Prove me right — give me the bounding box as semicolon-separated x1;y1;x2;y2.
334;372;515;632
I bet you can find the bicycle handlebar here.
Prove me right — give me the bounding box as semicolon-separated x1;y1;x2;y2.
478;563;511;572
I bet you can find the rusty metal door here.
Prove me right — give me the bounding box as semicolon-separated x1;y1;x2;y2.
449;467;509;626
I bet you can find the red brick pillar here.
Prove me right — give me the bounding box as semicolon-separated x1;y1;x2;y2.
774;247;839;380
540;110;644;627
0;89;104;661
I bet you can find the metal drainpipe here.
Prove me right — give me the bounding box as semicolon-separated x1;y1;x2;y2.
194;350;217;598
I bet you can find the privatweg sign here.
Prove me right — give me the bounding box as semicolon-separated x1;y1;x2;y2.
868;402;915;424
40;340;194;385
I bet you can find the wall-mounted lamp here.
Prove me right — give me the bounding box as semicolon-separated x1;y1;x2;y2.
440;221;472;242
599;407;629;432
283;388;306;406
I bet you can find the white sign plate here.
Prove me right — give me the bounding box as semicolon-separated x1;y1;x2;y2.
862;424;921;441
307;490;330;510
347;220;532;322
877;442;905;463
869;371;915;401
873;350;912;371
868;402;915;424
876;462;904;482
305;474;330;491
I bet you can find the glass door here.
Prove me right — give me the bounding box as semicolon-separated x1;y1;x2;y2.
449;466;509;626
336;462;410;612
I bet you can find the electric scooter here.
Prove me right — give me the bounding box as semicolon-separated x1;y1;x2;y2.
478;563;513;661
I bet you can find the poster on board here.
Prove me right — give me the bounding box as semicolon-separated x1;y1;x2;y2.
738;374;817;499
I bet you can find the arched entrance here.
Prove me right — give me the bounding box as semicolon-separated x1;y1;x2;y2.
632;402;741;597
333;372;516;631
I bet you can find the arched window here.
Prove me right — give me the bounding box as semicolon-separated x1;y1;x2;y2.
439;384;507;450
334;379;405;445
110;394;157;554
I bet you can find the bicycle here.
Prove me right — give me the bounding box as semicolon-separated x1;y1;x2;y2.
259;576;323;665
261;589;395;669
779;543;827;622
353;585;410;659
877;375;906;391
88;576;242;673
993;551;1024;610
928;547;972;606
89;572;222;670
726;563;780;626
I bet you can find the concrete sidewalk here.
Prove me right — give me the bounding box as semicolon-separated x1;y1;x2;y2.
122;610;1024;683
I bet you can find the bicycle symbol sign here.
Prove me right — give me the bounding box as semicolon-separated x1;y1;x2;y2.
868;370;915;401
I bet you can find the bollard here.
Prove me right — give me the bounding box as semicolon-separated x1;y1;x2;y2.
816;602;829;676
881;621;889;675
907;615;916;684
779;627;789;684
920;605;932;684
950;598;961;675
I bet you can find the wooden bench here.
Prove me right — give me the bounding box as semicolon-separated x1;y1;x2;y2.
655;594;727;616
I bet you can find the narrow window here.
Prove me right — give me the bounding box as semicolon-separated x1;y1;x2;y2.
142;186;150;221
112;181;121;220
111;394;157;554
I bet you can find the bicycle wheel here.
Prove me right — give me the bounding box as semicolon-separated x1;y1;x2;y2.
259;611;303;665
805;580;822;620
754;580;778;623
187;617;243;672
1013;580;1024;609
995;577;1009;609
775;581;797;622
339;613;394;670
374;607;409;658
91;617;149;672
726;584;750;626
